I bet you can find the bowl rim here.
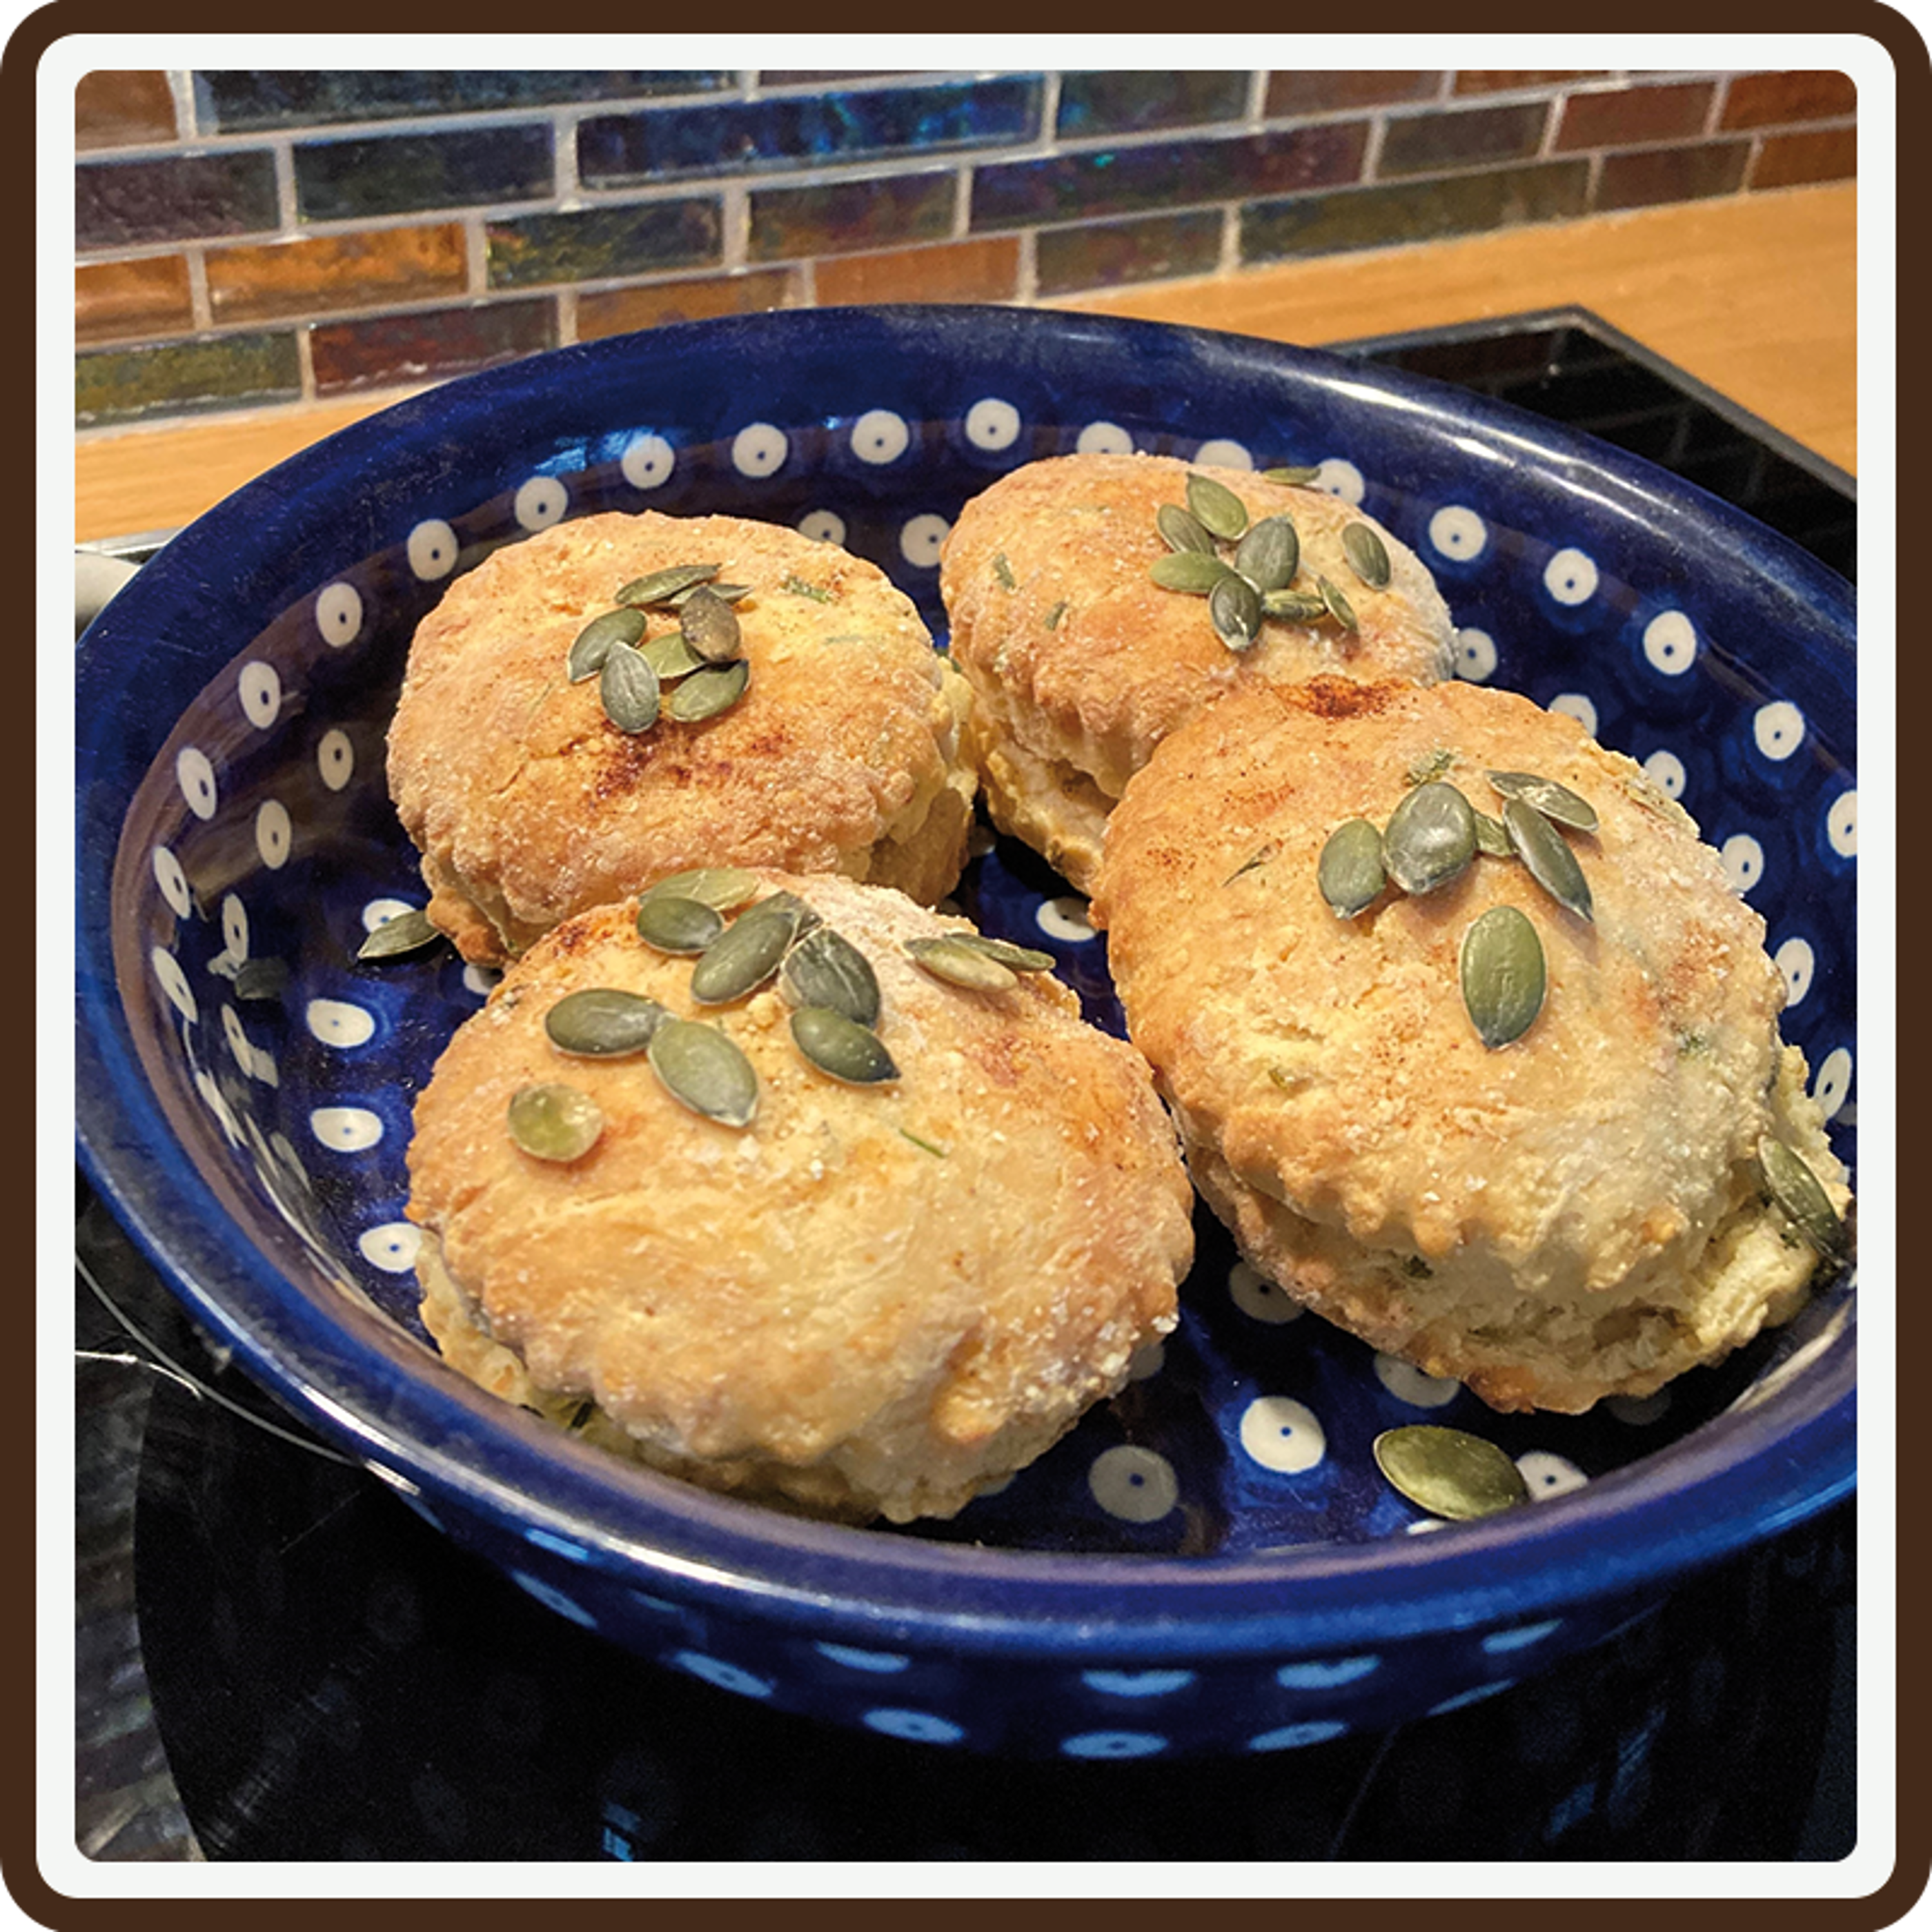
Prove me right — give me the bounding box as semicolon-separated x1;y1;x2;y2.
75;301;1857;1662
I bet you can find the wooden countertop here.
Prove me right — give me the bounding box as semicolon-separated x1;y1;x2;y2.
74;182;1854;545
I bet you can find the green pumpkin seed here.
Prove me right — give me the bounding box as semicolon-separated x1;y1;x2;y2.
1504;798;1594;923
1406;747;1455;788
640;632;707;680
778;925;881;1026
598;643;660;733
1460;905;1546;1049
1341;522;1392;590
1317;573;1358;632
1486;770;1599;833
905;935;1017;992
507;1082;605;1162
1156;503;1217;555
1209;571;1264;652
679;584;743;664
1317;818;1386;918
1383;782;1477;896
992;551;1016;588
1757;1136;1849;1263
233;956;290;1000
1045;600;1069;630
1185;472;1250;541
568;606;647;682
667;658;750;722
952;934;1056;972
1261;588;1328;623
790;1006;899;1085
635;893;726;955
639;867;762;914
1234;515;1299;593
1150;550;1236;595
615;562;721;608
544;987;667;1057
1472;808;1512;857
781;575;833;602
357;907;440;960
667;580;750;608
1374;1426;1529;1520
689;891;817;1004
1262;464;1322;486
647;1017;758;1127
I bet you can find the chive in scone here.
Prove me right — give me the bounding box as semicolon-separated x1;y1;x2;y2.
387;511;976;965
1091;676;1852;1414
938;453;1456;891
406;871;1194;1523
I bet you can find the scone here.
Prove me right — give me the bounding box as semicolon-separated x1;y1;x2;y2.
1092;676;1851;1413
387;511;976;964
406;872;1194;1522
938;452;1456;891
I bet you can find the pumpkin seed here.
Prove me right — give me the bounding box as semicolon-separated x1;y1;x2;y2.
568;607;647;682
689;891;817;1004
1209;571;1264;652
992;551;1016;588
680;584;743;664
1317;573;1358;632
1342;522;1392;589
233;956;290;1000
905;935;1017;992
1406;747;1455;788
1045;600;1070;630
1504;798;1594;923
781;575;833;602
1757;1136;1849;1263
1486;770;1599;833
1156;504;1216;555
507;1082;604;1162
357;907;440;960
1460;905;1546;1048
952;934;1055;972
615;562;721;608
778;925;881;1026
544;987;667;1057
1234;515;1299;593
1262;464;1323;486
635;892;726;956
1374;1426;1529;1520
598;643;660;733
791;1006;899;1085
1472;808;1512;858
647;1017;758;1127
1383;782;1477;895
640;632;706;680
667;581;750;607
1317;818;1386;918
1260;588;1328;623
1150;551;1236;595
639;867;762;914
1185;472;1250;540
667;658;750;722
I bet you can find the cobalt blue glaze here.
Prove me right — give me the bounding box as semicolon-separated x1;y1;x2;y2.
75;305;1855;1756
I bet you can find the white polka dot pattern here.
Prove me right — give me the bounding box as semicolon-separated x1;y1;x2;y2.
963;397;1021;449
797;509;845;546
620;433;675;491
513;477;568;531
851;409;910;465
1034;896;1094;942
1429;506;1488;561
357;1222;422;1272
254;800;292;869
1076;420;1133;454
176;747;218;820
731;423;788;478
1753;700;1805;762
1229;1261;1301;1324
1455;627;1497;681
1643;610;1697;674
1238;1395;1325;1473
1088;1445;1179;1522
898;513;949;569
1194;437;1252;470
406;519;459;580
1774;937;1815;1006
1516;1451;1588;1501
1544;549;1599;605
1317;458;1365;504
1373;1354;1459;1408
1642;749;1687;799
238;661;281;728
315;582;363;647
317;728;355;792
308;998;377;1048
1720;834;1764;896
310;1106;383;1152
1549;691;1597;736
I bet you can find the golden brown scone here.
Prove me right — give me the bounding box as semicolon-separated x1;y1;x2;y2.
387;511;976;965
938;453;1455;891
406;874;1193;1522
1092;677;1851;1414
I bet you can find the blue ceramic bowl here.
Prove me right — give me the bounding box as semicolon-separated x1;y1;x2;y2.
75;305;1855;1757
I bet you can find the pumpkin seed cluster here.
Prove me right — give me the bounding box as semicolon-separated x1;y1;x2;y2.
1147;470;1391;654
565;563;754;737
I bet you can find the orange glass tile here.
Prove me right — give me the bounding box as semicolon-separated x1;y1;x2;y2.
814;237;1019;305
1721;70;1857;130
1555;81;1715;150
206;226;467;324
75;70;177;149
575;269;800;341
75;255;193;344
1452;71;1601;95
1750;127;1857;189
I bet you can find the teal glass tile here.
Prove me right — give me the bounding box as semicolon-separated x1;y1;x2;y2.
310;298;555;394
1377;102;1550;177
196;71;733;132
1056;72;1247;138
294;125;552;222
1035;208;1223;295
748;172;956;260
75;331;300;426
579;76;1040;186
77;151;277;250
486;201;722;288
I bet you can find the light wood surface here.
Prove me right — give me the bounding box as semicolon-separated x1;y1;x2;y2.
74;183;1854;544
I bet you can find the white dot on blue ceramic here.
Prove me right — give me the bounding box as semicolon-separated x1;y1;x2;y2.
317;727;355;792
1088;1443;1179;1523
1082;1668;1195;1697
862;1708;965;1744
310;1106;384;1152
732;422;789;479
816;1642;911;1673
1194;437;1252;470
1430;1678;1516;1715
622;433;676;491
851;408;911;465
220;1003;251;1067
1604;1388;1671;1426
1753;700;1805;762
1643;749;1687;800
797;508;846;546
1642;610;1697;675
175;747;218;821
1550;691;1597;736
669;1650;773;1699
151;946;196;1023
407;518;460;580
1373;1353;1459;1408
238;660;281;728
1544;548;1599;605
308;998;377;1049
1774;936;1815;1006
1455;627;1497;681
1813;1047;1852;1118
964;397;1021;450
254;799;293;870
1239;1394;1326;1474
357;1221;422;1273
1482;1617;1563;1654
898;513;950;569
1126;1338;1166;1381
1276;1655;1379;1689
514;476;568;531
462;963;500;998
1076;420;1134;455
250;1045;279;1087
1719;834;1764;896
1229;1259;1301;1324
1061;1730;1167;1760
152;845;192;918
316;582;364;648
362;897;419;934
1248;1720;1349;1751
220;892;250;960
1827;789;1856;857
1035;896;1094;942
1517;1450;1587;1500
1429;505;1488;560
509;1568;599;1630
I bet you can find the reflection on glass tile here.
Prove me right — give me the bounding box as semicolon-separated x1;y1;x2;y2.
1056;72;1247;138
486;202;722;287
1377;102;1549;178
76;70;178;149
1597;141;1748;210
77;151;278;249
749;172;956;261
814;235;1020;304
197;70;732;132
1036;208;1222;295
310;298;555;393
208;225;467;323
77;255;195;344
295;126;552;222
578;77;1040;186
576;268;798;341
76;331;301;424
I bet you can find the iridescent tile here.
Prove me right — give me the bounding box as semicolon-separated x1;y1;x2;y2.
77;255;194;344
748;172;956;261
77;150;277;249
1597;141;1749;210
294;126;552;223
1721;70;1858;129
1056;72;1247;138
1377;103;1550;178
1556;82;1716;152
1035;209;1222;296
197;70;733;132
486;201;722;288
1265;72;1441;116
76;70;177;148
1750;127;1857;188
576;268;799;342
814;235;1020;304
75;331;301;426
310;299;555;394
208;225;467;324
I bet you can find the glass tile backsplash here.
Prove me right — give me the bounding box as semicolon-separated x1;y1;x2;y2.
72;66;1857;431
